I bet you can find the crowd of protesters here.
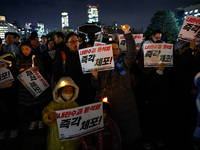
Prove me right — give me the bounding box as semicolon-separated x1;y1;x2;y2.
0;24;200;150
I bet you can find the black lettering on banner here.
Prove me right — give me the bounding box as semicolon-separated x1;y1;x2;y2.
160;55;172;62
160;55;165;62
191;25;200;33
25;70;33;76
153;50;161;57
71;116;82;126
145;51;153;58
60;119;71;128
183;23;193;31
195;31;200;38
82;56;88;63
94;58;103;66
0;72;8;81
80;120;90;131
88;54;96;62
89;117;100;128
29;82;42;93
80;116;102;131
164;55;173;62
29;75;37;81
102;57;110;65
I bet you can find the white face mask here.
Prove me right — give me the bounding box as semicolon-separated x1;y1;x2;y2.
62;93;73;101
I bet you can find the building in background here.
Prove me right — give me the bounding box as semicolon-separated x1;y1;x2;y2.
0;15;18;40
177;2;200;30
37;21;45;39
87;4;99;23
61;12;69;31
25;22;32;32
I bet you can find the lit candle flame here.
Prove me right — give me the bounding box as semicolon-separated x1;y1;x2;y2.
103;97;108;103
61;81;66;86
122;25;126;29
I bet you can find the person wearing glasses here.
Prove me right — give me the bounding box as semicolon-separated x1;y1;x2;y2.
53;32;94;106
143;30;163;45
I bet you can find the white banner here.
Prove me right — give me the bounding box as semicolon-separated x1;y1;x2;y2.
78;45;114;74
94;42;106;46
143;43;173;67
17;68;49;98
178;15;200;43
0;59;14;86
119;34;143;52
48;50;56;59
56;102;104;141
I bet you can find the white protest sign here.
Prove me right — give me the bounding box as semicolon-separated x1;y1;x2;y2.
17;68;49;98
94;42;106;46
143;43;173;67
78;45;114;74
56;102;104;141
178;15;200;43
119;34;143;52
48;50;56;59
0;59;14;86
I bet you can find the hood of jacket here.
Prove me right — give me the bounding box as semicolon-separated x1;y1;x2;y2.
53;77;79;104
194;72;200;87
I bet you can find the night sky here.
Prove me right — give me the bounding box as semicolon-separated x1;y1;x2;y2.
1;0;200;32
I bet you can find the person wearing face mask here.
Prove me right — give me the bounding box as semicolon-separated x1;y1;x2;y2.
42;77;82;150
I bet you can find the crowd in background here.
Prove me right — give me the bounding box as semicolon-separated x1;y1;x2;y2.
0;27;200;150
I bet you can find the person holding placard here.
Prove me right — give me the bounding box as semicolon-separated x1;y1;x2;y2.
92;24;141;149
53;32;94;106
137;33;171;149
16;40;46;130
42;77;82;150
83;96;122;150
0;38;19;140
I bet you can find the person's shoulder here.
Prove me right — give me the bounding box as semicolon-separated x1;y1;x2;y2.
143;40;153;44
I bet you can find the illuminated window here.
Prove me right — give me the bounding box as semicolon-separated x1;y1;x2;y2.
194;9;198;13
185;11;188;15
189;10;193;15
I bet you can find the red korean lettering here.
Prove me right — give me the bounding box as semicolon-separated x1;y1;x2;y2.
71;110;77;116
64;111;71;118
76;108;83;115
90;105;95;111
94;104;101;110
97;47;102;52
84;106;90;113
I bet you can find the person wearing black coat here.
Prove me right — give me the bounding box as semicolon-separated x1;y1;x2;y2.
16;40;47;130
170;38;198;149
0;38;19;139
92;25;141;149
53;32;94;106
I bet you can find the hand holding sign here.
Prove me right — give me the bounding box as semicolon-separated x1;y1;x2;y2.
92;68;98;79
156;63;165;71
19;68;25;73
190;38;197;50
33;66;39;71
49;112;59;120
121;24;130;34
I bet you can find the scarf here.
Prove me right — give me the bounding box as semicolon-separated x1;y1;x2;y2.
114;53;126;76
